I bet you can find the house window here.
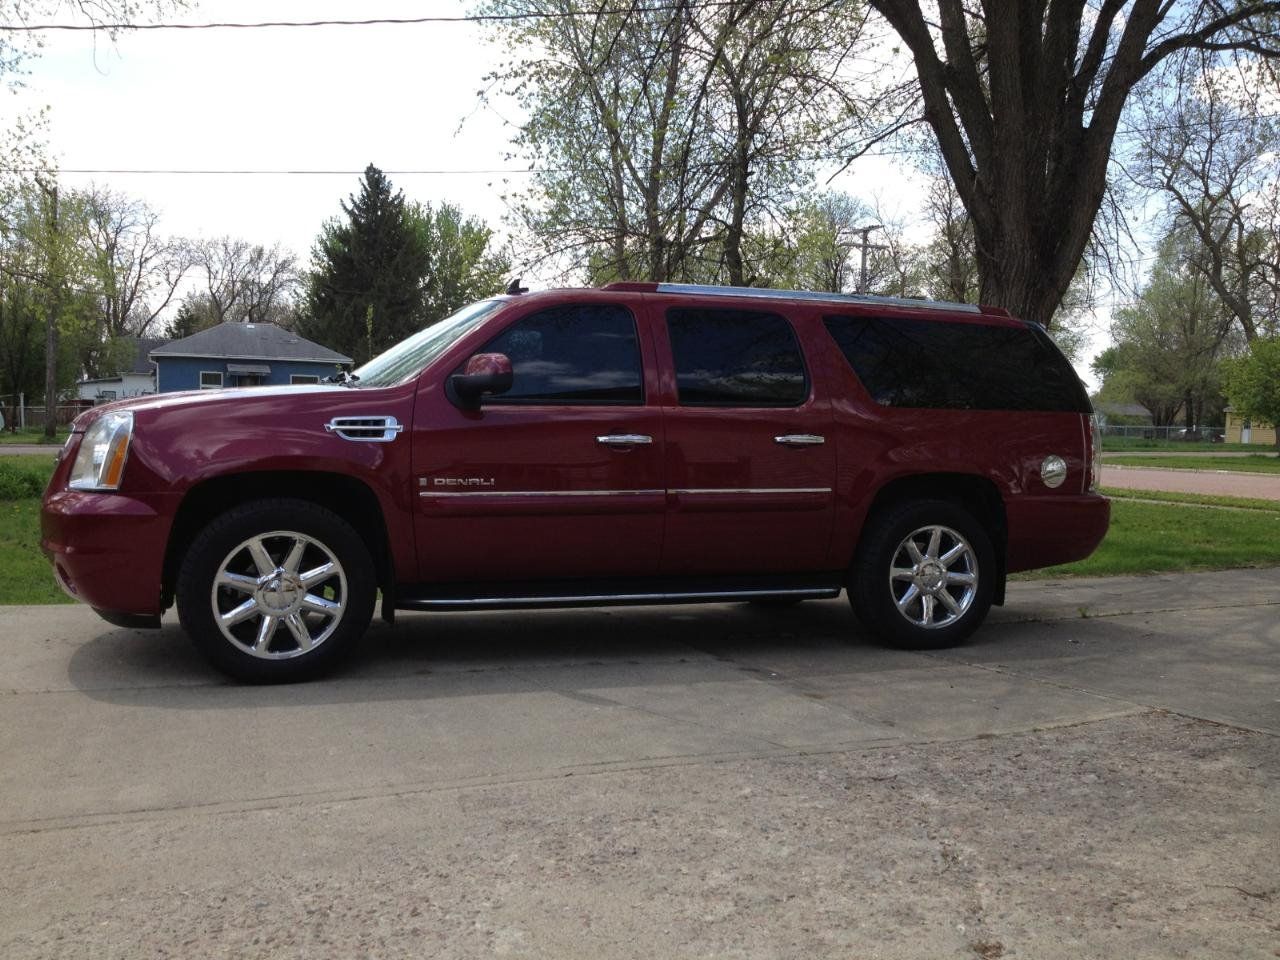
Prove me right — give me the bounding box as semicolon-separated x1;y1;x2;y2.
290;374;321;385
200;371;223;389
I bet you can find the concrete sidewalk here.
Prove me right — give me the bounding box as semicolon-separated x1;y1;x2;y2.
2;569;1277;958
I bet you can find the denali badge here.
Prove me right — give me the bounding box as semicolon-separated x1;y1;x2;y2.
426;477;497;488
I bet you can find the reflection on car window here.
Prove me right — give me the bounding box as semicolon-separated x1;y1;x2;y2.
479;303;643;404
354;300;503;387
666;307;807;406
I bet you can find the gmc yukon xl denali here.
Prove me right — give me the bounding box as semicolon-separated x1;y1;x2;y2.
42;283;1109;682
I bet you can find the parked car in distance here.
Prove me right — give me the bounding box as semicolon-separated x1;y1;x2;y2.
42;283;1109;682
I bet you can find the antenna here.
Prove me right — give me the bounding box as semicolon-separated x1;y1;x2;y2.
504;277;529;295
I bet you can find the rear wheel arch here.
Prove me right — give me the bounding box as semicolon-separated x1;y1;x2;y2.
162;471;394;610
853;473;1008;604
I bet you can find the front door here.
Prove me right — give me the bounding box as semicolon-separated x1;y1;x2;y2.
412;300;665;583
656;304;836;575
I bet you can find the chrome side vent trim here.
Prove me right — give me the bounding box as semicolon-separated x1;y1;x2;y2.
324;415;404;442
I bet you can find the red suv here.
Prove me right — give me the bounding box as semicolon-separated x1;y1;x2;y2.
42;283;1109;682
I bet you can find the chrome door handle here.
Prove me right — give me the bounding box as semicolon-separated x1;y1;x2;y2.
596;434;653;447
774;434;825;446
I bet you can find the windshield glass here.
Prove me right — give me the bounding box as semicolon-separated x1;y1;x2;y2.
353;300;503;387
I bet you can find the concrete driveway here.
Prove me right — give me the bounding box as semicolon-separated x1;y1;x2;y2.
2;569;1277;959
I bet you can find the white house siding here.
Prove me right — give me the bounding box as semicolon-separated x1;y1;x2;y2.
77;372;156;403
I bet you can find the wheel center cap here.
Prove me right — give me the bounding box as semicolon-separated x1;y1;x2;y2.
258;574;302;615
918;562;945;592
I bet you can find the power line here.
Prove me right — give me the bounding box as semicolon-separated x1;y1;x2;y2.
8;148;923;177
0;4;741;32
37;167;541;176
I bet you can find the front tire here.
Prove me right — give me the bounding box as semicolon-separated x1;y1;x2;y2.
850;499;995;650
176;499;376;683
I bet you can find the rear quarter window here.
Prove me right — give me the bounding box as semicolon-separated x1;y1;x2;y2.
823;314;1090;413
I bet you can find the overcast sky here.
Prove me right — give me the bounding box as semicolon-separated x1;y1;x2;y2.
2;0;1106;382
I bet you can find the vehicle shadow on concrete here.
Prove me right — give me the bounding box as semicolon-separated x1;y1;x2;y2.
62;597;975;709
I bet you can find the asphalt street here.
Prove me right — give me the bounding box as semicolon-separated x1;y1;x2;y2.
1;569;1278;958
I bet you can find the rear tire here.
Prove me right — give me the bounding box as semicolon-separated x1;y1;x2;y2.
176;498;376;683
850;499;994;650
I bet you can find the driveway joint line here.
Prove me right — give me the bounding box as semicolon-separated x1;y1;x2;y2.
0;712;1162;838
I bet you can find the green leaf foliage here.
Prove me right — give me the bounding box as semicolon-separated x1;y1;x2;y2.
300;166;508;366
1224;337;1280;448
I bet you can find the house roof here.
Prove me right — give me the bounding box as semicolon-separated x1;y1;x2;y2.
131;337;168;374
76;336;168;384
150;322;351;364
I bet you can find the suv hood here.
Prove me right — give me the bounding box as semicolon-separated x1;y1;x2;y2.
72;384;356;429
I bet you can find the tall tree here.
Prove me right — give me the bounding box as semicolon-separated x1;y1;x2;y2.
1130;66;1280;342
416;201;511;322
866;1;1280;328
1092;228;1238;428
190;236;300;327
302;166;430;364
80;186;190;339
485;0;864;284
302;166;506;365
777;192;871;293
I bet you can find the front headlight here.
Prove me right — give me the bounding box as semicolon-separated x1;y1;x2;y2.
68;411;134;491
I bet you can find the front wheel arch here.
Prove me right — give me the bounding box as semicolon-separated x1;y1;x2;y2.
176;498;377;682
162;470;394;611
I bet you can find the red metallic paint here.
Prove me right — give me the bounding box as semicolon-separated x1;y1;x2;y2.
41;285;1109;623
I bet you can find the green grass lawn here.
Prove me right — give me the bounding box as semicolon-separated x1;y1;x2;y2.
1107;454;1280;473
1101;436;1258;452
0;453;70;604
0;427;68;445
1022;495;1280;579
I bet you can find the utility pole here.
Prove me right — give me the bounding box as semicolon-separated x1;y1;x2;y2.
35;176;60;441
852;224;886;294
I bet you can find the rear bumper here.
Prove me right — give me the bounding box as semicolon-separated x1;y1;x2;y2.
1005;493;1110;573
41;490;176;617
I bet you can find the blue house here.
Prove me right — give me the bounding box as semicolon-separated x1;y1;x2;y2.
150;322;351;392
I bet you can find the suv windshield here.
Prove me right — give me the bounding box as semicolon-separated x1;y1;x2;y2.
352;299;503;387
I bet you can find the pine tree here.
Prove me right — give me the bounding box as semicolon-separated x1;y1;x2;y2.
301;165;432;366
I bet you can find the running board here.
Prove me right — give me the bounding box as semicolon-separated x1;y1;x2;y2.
395;575;843;612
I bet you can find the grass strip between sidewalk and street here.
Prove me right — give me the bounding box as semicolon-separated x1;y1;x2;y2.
1106;454;1280;474
0;427;68;445
3;455;1280;603
1101;486;1280;513
1101;437;1257;452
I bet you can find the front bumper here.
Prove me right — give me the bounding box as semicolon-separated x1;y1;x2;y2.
41;489;176;617
1005;493;1111;573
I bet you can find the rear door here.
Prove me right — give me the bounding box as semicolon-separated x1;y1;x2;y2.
655;304;836;575
412;299;665;583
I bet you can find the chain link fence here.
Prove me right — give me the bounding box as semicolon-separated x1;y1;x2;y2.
1100;424;1224;442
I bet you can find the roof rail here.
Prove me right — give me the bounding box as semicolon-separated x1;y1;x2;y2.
633;282;982;314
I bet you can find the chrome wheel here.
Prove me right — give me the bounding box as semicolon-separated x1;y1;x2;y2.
211;530;348;660
888;524;978;630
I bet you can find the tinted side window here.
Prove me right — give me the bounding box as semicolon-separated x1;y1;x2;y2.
823;314;1090;412
480;303;643;405
666;308;808;406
